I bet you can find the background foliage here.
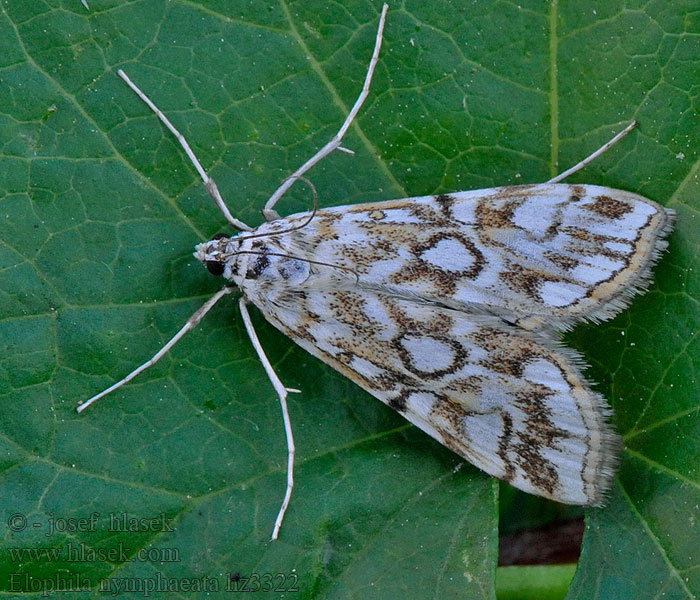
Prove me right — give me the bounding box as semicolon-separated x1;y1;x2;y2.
1;0;698;598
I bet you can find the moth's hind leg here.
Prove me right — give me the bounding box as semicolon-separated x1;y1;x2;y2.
548;121;637;183
117;69;253;232
262;3;389;221
237;297;298;540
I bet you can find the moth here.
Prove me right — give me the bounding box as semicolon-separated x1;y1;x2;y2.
78;4;674;539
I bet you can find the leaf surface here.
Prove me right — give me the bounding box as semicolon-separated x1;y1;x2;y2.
1;1;697;598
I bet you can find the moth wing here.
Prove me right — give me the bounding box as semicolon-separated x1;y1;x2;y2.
278;183;673;331
247;286;619;505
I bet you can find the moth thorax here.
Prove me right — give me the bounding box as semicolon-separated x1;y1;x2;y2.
237;238;311;286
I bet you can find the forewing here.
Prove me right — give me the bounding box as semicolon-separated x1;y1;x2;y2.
246;286;619;505
260;183;673;331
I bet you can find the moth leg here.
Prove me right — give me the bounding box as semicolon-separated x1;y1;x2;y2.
261;3;389;221
117;69;253;232
76;286;235;413
548;121;637;183
238;297;296;541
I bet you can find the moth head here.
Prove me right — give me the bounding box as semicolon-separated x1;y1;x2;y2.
193;232;236;278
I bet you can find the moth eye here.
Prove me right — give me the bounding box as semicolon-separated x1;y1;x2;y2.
206;260;225;276
211;232;229;240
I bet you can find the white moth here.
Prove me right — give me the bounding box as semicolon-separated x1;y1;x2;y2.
77;4;674;540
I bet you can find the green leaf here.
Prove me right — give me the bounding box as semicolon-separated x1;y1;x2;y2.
1;1;697;598
496;565;576;600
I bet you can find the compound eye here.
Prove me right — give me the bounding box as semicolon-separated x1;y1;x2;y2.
206;261;225;276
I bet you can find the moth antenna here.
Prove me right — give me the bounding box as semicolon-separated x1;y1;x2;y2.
76;287;235;413
239;175;319;242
